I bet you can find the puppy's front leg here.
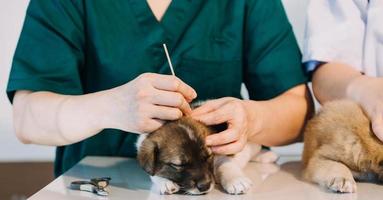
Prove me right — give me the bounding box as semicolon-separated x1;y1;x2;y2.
252;149;279;163
303;153;356;193
150;176;180;195
215;143;260;194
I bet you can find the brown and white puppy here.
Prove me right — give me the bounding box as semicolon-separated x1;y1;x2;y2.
136;116;278;195
303;100;383;193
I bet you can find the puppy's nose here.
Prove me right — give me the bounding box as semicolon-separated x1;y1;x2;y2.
197;181;212;192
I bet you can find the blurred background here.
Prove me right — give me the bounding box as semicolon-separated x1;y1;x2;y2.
0;0;310;199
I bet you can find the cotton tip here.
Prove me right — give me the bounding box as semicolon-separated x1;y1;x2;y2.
163;43;176;76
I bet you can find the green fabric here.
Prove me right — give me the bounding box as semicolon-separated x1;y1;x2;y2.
7;0;307;177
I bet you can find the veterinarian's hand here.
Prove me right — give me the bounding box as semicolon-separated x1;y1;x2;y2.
348;76;383;142
191;97;262;154
107;73;197;133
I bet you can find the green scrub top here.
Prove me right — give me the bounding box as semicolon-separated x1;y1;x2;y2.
7;0;307;176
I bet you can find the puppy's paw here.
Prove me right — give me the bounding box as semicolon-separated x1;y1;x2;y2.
222;176;253;195
253;150;279;163
151;176;180;195
327;177;357;193
159;181;180;195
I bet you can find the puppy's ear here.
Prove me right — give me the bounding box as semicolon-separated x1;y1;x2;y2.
137;139;158;176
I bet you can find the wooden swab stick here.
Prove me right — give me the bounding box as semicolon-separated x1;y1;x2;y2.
162;43;176;76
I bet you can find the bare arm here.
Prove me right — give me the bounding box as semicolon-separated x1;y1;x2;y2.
311;62;362;103
13;73;196;146
246;84;314;146
13;90;112;145
311;62;383;141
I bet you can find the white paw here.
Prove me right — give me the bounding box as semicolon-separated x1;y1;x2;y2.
159;181;180;195
222;176;253;195
151;176;180;195
327;177;357;193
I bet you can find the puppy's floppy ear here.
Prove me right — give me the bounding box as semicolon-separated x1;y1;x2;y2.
137;139;158;176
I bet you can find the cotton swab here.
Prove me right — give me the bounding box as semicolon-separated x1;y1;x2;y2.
162;43;176;76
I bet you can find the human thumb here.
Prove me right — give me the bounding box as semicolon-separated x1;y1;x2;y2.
372;114;383;142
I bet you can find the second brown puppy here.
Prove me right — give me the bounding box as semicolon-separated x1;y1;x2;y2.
303;100;383;193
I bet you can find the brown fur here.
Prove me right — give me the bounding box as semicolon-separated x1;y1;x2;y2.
303;100;383;192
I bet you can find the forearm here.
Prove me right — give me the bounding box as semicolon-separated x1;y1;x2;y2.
13;90;111;146
12;73;197;146
245;84;314;146
312;62;362;103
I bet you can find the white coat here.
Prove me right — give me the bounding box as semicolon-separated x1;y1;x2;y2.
303;0;383;77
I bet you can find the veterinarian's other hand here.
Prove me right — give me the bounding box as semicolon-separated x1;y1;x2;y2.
191;98;262;154
348;76;383;142
108;73;197;134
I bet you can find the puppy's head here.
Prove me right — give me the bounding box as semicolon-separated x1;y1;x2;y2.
137;117;215;195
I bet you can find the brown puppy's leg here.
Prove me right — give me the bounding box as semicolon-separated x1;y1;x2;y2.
303;154;357;193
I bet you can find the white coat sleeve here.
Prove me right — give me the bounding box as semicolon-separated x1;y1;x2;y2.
302;0;365;72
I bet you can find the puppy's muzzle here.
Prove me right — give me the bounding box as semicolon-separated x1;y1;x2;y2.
197;179;212;192
185;174;215;195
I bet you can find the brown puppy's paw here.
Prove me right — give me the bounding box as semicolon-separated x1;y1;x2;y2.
327;177;357;193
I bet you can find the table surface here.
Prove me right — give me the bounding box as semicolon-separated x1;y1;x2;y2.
29;156;383;200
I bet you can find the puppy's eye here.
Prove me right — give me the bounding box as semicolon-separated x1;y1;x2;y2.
168;163;184;170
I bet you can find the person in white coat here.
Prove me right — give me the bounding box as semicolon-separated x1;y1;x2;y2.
303;0;383;142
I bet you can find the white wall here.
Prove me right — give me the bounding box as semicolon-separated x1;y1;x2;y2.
0;0;309;162
0;0;55;162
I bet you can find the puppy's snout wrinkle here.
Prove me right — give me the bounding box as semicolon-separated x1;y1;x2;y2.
195;173;214;192
197;180;212;192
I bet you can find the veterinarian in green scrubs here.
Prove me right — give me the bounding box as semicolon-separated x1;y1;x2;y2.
7;0;313;176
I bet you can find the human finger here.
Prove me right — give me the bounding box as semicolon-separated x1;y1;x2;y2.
205;129;240;146
151;74;197;102
371;114;383;142
211;139;246;155
151;90;192;114
149;105;183;121
191;97;234;116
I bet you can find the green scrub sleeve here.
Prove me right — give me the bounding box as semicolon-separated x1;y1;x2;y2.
6;0;85;103
244;0;308;100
